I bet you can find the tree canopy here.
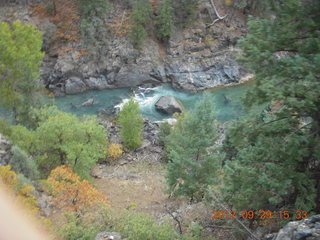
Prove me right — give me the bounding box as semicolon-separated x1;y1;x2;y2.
0;20;44;123
165;94;223;201
117;98;143;150
221;0;320;211
9;107;108;179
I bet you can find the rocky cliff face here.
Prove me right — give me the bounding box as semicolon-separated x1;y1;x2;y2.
0;0;249;96
267;215;320;240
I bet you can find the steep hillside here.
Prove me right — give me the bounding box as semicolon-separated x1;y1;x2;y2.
0;0;249;96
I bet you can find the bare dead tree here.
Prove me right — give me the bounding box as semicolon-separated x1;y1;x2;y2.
206;0;227;28
208;191;261;240
164;204;183;234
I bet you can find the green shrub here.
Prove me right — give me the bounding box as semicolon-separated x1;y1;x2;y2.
9;106;108;179
158;122;172;145
117;98;143;150
116;211;180;240
0;117;12;137
9;146;39;180
57;213;97;240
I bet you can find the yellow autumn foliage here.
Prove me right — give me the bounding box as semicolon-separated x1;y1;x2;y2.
108;143;123;159
0;165;39;215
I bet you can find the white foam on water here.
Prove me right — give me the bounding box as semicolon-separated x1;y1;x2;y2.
114;86;162;111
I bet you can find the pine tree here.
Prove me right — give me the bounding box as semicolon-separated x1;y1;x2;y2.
165;94;223;201
174;0;199;27
222;0;320;211
0;21;44;124
129;0;152;48
78;0;111;54
117;98;144;150
155;0;174;41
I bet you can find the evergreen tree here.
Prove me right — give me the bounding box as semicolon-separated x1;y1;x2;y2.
222;0;320;211
78;0;111;54
155;0;174;41
117;98;143;150
165;94;223;201
129;0;152;48
174;0;199;27
0;21;44;124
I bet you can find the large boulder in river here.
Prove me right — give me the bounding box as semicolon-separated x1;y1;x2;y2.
155;96;183;114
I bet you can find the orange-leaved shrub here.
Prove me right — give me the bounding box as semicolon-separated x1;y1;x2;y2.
47;166;108;213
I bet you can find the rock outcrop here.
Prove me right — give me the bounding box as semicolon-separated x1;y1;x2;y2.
0;1;249;95
0;134;12;165
36;1;247;95
275;215;320;240
95;232;121;240
155;96;184;114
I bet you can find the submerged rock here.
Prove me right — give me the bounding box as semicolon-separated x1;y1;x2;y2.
155;96;184;114
81;98;95;107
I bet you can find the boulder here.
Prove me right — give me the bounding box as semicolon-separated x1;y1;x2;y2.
273;214;320;240
95;232;121;240
155;96;183;114
65;77;87;94
81;98;95;107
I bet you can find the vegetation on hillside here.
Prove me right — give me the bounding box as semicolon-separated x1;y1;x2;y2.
117;98;144;150
165;94;223;201
0;0;319;239
0;21;44;124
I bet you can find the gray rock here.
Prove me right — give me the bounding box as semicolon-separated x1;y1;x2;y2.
65;77;87;94
37;194;52;217
155;96;184;114
84;76;111;90
273;215;320;240
295;229;313;240
0;134;12;165
275;222;299;240
81;98;95;107
95;232;121;240
114;71;160;88
306;215;320;224
167;59;240;91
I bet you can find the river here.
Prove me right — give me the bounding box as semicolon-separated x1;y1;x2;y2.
0;83;259;122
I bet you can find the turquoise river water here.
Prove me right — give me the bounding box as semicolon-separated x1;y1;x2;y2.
0;83;259;122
